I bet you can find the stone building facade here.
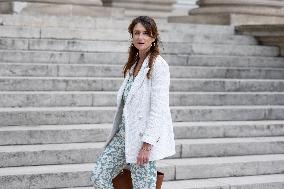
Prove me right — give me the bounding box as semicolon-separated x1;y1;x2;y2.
1;0;284;25
0;0;196;17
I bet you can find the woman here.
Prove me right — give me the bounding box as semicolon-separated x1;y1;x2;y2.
90;16;175;189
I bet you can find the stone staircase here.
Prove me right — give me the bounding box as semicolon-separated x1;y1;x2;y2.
0;14;284;189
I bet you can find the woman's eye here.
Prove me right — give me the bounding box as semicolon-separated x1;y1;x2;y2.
143;32;149;35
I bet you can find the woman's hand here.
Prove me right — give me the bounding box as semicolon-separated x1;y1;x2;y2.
136;142;152;166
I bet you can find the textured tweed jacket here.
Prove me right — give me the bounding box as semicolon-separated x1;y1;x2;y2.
104;55;176;163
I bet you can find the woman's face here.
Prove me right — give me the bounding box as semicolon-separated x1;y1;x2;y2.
132;23;155;53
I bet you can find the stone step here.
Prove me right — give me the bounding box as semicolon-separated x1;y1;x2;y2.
0;106;284;126
0;142;104;168
176;136;284;158
174;120;284;139
163;154;284;180
0;26;257;45
0;14;235;34
0;38;279;57
1;63;284;79
170;92;284;106
0;91;284;108
160;174;284;189
1;50;284;68
0;77;283;92
0;120;283;145
1;137;284;168
65;173;284;189
0;124;112;145
0;154;283;188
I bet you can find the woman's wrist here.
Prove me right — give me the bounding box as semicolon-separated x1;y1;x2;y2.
141;142;152;151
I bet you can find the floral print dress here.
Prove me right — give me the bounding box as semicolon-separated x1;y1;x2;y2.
90;74;157;189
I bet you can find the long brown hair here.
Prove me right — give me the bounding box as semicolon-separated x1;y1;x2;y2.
123;16;160;79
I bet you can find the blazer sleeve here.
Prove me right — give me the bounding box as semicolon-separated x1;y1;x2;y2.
141;58;170;145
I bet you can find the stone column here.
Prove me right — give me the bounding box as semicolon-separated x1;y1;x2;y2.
0;0;121;16
169;0;284;25
177;0;197;9
102;0;176;12
173;0;197;16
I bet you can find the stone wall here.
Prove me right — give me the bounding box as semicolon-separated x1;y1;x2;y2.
0;0;123;16
0;0;181;17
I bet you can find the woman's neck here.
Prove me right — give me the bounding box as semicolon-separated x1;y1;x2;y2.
138;50;149;63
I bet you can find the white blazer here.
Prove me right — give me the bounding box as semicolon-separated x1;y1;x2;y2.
104;55;176;163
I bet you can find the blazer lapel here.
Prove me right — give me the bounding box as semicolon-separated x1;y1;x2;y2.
116;72;130;107
125;57;150;105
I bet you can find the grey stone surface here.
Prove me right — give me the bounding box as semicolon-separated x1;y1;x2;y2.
0;121;284;145
0;155;283;188
179;136;284;157
0;14;235;34
2;1;125;17
0;77;124;91
171;105;284;122
0;124;112;145
0;13;283;188
0;107;116;126
1;63;284;79
170;79;284;92
236;24;284;56
0;106;284;126
162;174;284;189
0;50;128;64
0;162;175;188
0;25;257;45
1;137;283;167
0;38;279;56
0;91;114;107
170;92;284;106
173;121;284;139
0;142;104;167
0;77;284;92
1;50;284;68
1;91;284;107
170;154;284;179
0;142;180;167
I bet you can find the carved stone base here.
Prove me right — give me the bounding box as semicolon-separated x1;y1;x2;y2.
236;24;284;56
169;0;284;25
102;0;176;12
169;13;284;25
168;14;230;25
193;0;284;16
